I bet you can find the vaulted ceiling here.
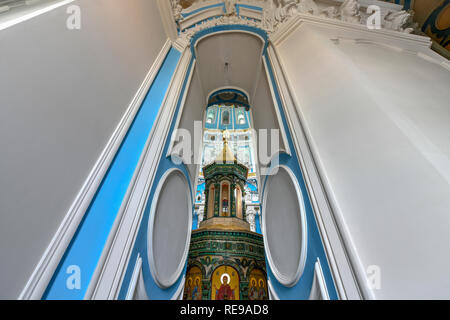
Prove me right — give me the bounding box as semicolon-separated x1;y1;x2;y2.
194;32;265;103
175;31;286;189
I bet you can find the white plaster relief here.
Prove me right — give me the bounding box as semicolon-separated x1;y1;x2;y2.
171;0;418;39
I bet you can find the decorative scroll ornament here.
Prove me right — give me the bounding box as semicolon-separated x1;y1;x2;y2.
198;206;205;224
339;0;361;23
173;0;418;39
225;0;238;16
383;10;417;33
178;14;263;44
172;0;183;24
246;207;256;232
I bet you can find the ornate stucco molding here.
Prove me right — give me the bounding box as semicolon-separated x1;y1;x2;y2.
171;0;419;43
245;207;256;232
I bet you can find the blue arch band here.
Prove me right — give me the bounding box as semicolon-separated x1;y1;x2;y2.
207;88;250;109
208;88;249;101
189;24;269;59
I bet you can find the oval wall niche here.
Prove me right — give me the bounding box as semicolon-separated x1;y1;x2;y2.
262;166;307;287
148;169;192;288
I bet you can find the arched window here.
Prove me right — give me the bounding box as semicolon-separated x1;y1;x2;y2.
222;110;230;125
237;110;245;125
220;182;230;216
207;184;215;218
206;108;216;124
235;185;242;219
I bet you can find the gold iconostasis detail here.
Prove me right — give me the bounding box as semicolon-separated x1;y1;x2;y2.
248;268;268;300
183;266;202;300
211;266;240;300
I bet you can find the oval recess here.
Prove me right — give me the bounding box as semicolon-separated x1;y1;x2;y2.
148;168;192;289
262;165;307;287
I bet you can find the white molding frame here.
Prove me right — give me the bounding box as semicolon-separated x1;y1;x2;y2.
309;258;330;300
86;46;194;300
264;41;363;300
269;12;434;52
193;29;267;55
239;6;262;21
18;39;172;300
156;0;178;41
261;56;292;157
165;57;197;171
267;279;280;300
147;168;192;289
125;254;142;300
171;275;186;300
262;164;307;288
266;19;448;299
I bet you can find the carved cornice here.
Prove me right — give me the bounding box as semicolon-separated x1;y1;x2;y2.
170;0;419;47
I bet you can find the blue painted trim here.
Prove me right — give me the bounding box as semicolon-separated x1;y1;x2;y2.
236;4;263;16
190;24;268;59
43;48;182;300
255;213;262;234
208;88;249;101
117;57;196;300
261;54;339;300
182;3;225;18
192;213;198;231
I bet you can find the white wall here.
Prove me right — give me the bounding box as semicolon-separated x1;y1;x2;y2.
0;0;167;298
276;24;450;299
174;65;204;189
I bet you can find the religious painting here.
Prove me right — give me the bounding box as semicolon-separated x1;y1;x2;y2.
183;266;202;300
211;265;239;300
248;269;268;300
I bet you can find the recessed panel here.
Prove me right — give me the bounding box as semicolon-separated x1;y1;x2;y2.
149;169;191;288
263;166;306;287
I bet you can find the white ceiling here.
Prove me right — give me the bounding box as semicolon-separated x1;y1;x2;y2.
194;32;265;103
